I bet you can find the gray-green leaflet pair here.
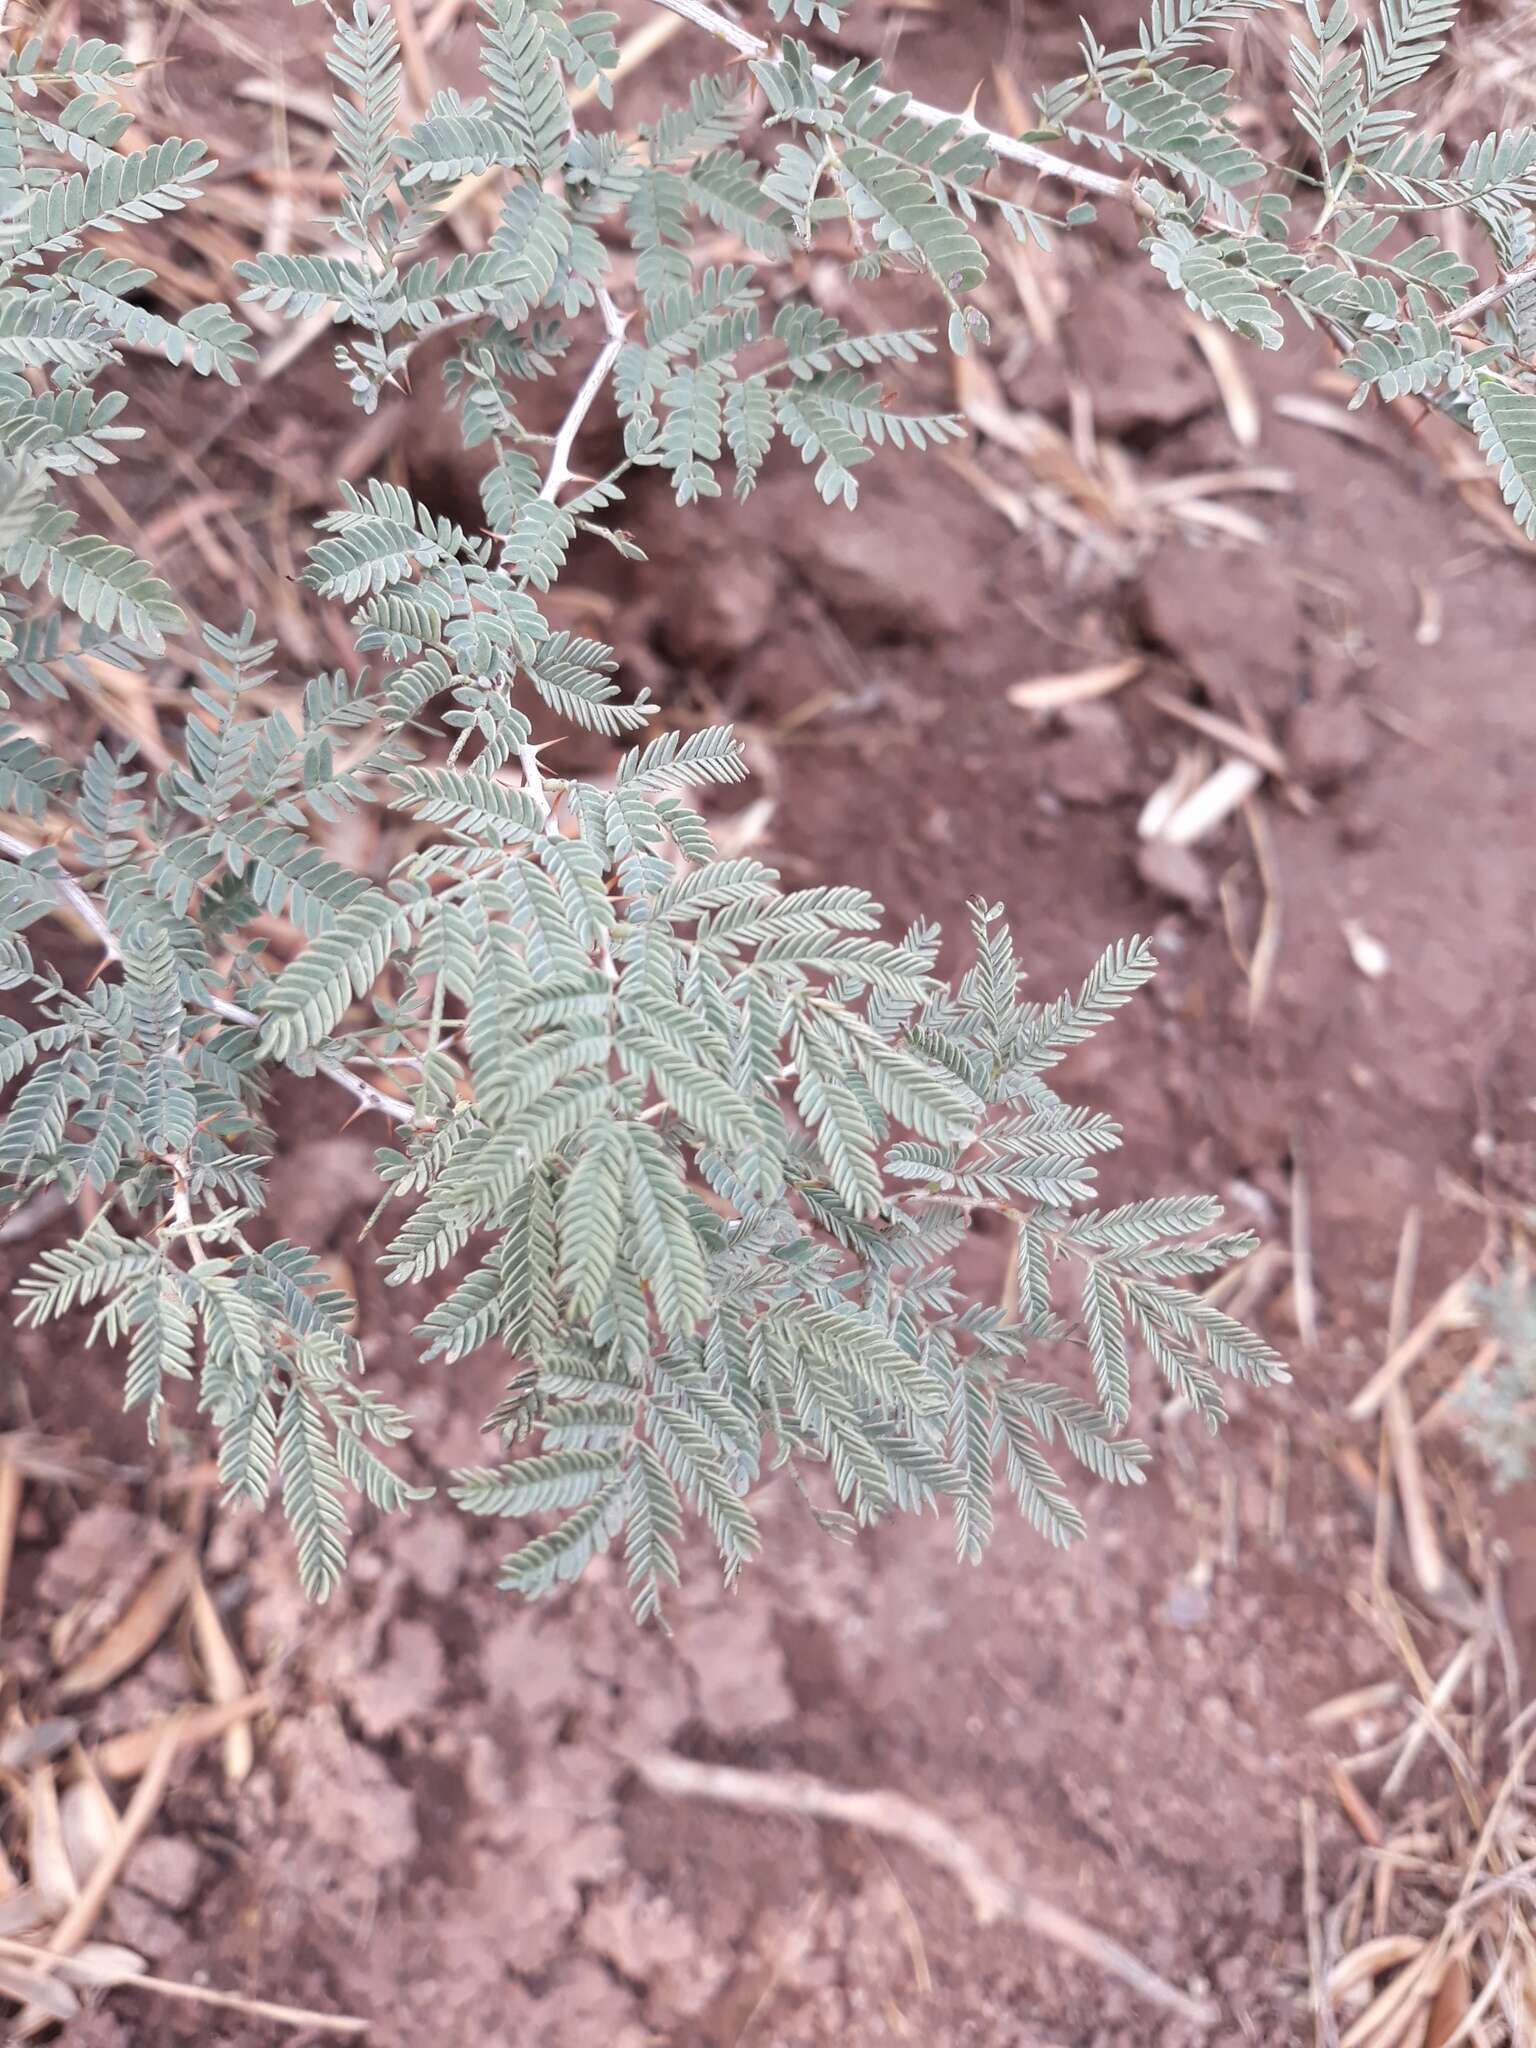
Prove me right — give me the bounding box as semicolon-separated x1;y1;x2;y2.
6;0;1520;1611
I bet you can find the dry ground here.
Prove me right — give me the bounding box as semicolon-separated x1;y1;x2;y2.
5;0;1536;2041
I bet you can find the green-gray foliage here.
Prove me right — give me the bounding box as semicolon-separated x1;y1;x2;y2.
31;0;1536;1609
1458;1268;1536;1488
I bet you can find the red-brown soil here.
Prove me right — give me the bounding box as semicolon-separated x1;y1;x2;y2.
5;0;1536;2042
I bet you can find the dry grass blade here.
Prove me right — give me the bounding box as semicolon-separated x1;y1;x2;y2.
1145;686;1289;777
1186;316;1262;447
58;1776;119;1892
1301;1795;1332;2047
1273;394;1391;450
0;1960;78;2022
939;447;1031;531
1006;657;1142;713
1149;758;1266;848
1422;1952;1472;2047
1338;1938;1442;2048
0;1451;18;1638
13;1719;182;2038
1242;797;1283;1023
1140;465;1294;506
56;1550;193;1700
1331;1762;1385;1848
93;1692;270;1782
1327;1935;1426;1997
0;1932;367;2036
1350;1271;1481;1420
633;1751;1219;2027
1381;1209;1447;1600
1308;1682;1403;1730
1291;1159;1320;1354
1419;1338;1504;1440
1382;1643;1475;1807
187;1572;255;1786
1140;744;1213;841
573;9;685;105
1315;1584;1536;2048
24;1769;76;1914
953;348;1046;460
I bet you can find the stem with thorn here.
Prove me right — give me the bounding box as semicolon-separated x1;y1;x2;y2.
0;831;422;1128
165;1153;210;1267
537;284;631;504
642;0;1133;202
1445;254;1536;332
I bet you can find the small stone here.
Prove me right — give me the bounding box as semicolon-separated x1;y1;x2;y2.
1288;696;1375;788
1137;839;1214;911
1048;703;1135;806
124;1835;205;1910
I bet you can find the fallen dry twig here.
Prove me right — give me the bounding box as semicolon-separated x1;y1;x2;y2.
0;1451;19;1639
187;1571;255;1787
93;1692;270;1782
632;1750;1220;2028
1349;1267;1481;1420
14;1719;182;2038
56;1550;193;1701
0;1933;368;2037
1381;1210;1448;1601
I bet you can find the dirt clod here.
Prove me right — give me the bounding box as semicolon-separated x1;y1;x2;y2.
1288;695;1377;789
343;1618;446;1739
1048;702;1136;806
775;467;995;643
1137;839;1215;911
1138;546;1306;716
122;1836;206;1910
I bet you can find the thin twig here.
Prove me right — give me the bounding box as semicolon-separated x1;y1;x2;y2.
538;284;630;502
0;1450;19;1638
0;830;120;966
1348;1266;1480;1420
1445;255;1536;330
632;1750;1219;2027
15;1719;182;2038
1381;1208;1446;1599
1300;1796;1337;2048
517;743;556;822
642;0;1133;201
1291;1156;1319;1351
0;1934;367;2037
165;1154;211;1268
94;1692;270;1782
0;831;419;1127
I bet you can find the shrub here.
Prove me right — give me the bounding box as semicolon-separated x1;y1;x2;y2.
1459;1268;1536;1487
9;0;1521;1611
